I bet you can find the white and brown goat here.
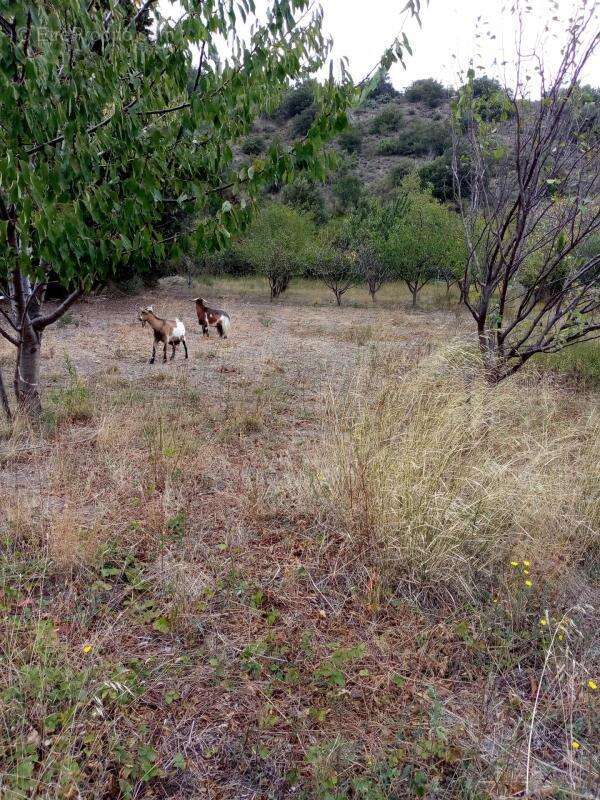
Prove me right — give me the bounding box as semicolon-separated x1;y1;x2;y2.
194;297;231;338
138;306;188;363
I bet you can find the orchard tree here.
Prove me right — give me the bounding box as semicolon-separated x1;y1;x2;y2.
383;179;465;307
312;219;361;306
453;4;600;382
0;0;355;415
343;196;409;302
234;203;315;299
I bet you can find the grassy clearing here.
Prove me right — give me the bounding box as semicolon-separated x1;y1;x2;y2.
0;285;598;799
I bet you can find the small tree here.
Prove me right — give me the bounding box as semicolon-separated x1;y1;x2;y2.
383;179;465;307
453;6;600;382
234;204;314;299
312;221;360;306
343;197;409;302
355;244;391;303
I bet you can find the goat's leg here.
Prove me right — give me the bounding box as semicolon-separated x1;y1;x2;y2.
203;323;209;337
163;342;168;363
149;342;156;364
170;342;176;361
182;338;189;359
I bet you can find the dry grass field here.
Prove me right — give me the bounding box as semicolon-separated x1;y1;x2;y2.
0;278;598;799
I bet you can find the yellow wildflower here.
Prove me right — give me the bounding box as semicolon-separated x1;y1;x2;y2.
571;740;580;750
539;619;548;626
523;560;530;567
524;579;532;588
587;679;598;691
82;643;93;654
524;569;530;575
510;561;519;567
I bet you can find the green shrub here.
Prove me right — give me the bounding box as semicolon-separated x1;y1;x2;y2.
540;342;600;387
418;149;473;202
332;173;362;213
405;78;447;108
234;203;315;298
462;75;515;122
369;106;403;134
241;134;265;155
388;158;415;186
291;106;317;136
364;71;400;102
204;249;254;277
337;126;362;154
277;82;315;120
376;120;451;157
282;179;328;224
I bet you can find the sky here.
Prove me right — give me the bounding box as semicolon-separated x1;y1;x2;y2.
159;1;600;92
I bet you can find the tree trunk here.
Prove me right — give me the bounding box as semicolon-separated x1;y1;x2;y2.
0;367;11;421
10;270;44;417
369;288;376;304
411;288;417;308
335;292;342;306
15;328;42;416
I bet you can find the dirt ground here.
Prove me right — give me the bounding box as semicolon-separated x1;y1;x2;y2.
32;278;463;392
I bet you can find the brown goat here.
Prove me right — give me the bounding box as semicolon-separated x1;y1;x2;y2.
138;306;188;363
194;297;231;338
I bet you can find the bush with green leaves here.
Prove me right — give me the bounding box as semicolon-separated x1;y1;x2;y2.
282;179;328;224
0;0;353;415
405;78;447;108
376;119;451;157
204;249;254;277
332;173;362;214
364;70;400;102
291;105;318;136
388;158;415;187
241;134;266;155
337;126;363;154
418;148;471;202
464;74;515;122
276;81;316;120
369;106;404;134
234;204;315;298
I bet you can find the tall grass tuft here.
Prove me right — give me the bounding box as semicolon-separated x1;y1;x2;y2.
306;346;600;603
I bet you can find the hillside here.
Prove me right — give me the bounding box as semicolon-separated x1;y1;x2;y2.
243;77;456;214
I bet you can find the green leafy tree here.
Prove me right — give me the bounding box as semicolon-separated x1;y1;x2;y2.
0;0;352;414
342;196;410;302
382;179;465;307
234;203;315;299
311;219;361;306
